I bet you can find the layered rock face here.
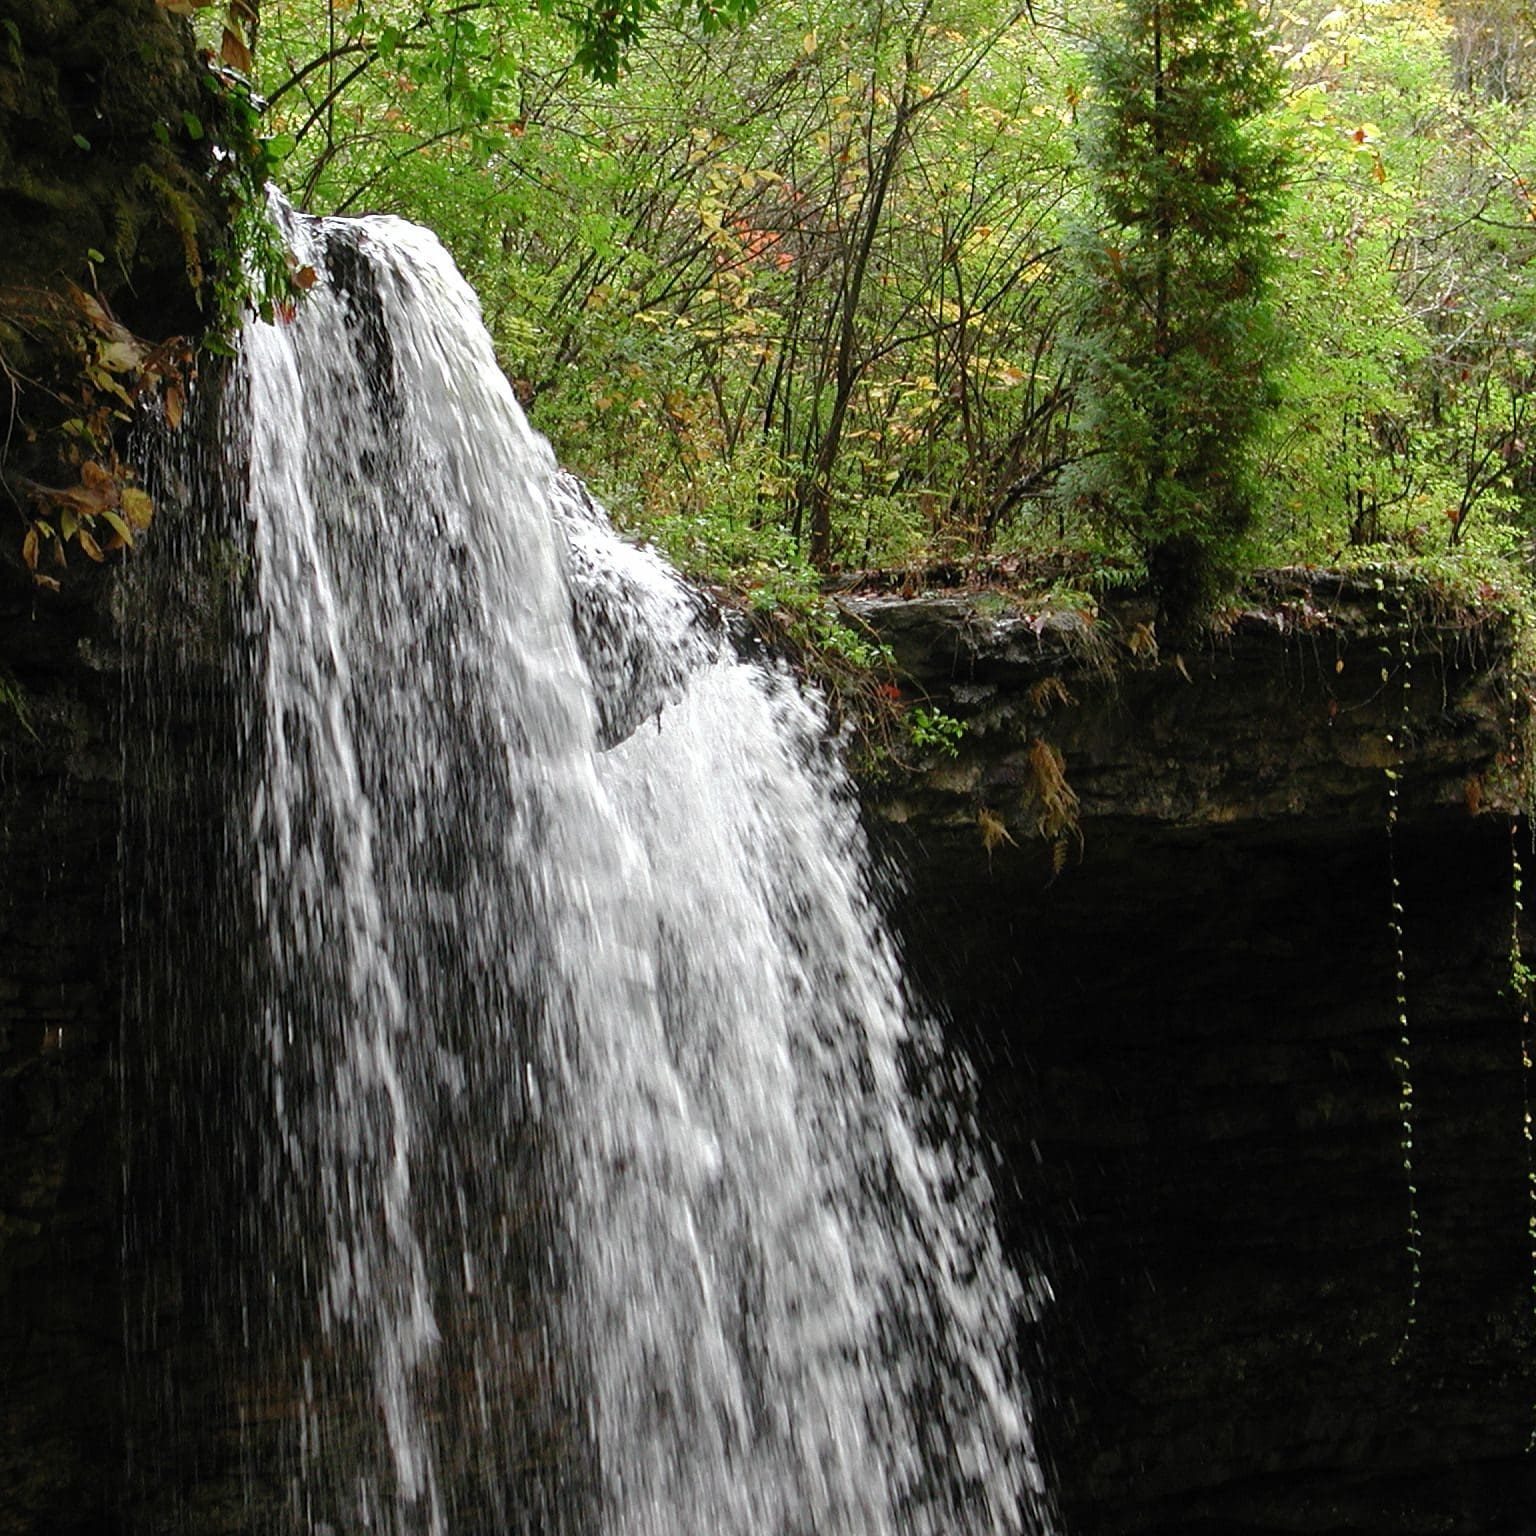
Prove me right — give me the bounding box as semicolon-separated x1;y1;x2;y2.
853;577;1536;1535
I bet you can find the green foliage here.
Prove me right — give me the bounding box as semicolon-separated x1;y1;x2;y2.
210;0;1536;636
548;0;760;82
1256;0;1536;563
907;705;966;756
607;452;892;671
253;0;1079;573
1063;0;1291;629
200;66;301;336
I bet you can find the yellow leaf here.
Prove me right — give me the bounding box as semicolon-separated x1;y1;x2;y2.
89;368;136;409
99;338;146;373
119;487;155;531
21;527;38;570
802;30;817;53
76;529;105;563
101;510;135;547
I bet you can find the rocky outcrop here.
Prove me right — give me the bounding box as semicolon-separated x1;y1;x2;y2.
851;573;1536;1535
0;0;221;335
851;570;1523;848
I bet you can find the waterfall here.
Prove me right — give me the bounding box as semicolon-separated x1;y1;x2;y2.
150;204;1051;1536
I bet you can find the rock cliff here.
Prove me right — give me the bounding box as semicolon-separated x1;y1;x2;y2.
850;575;1536;1535
4;537;1535;1534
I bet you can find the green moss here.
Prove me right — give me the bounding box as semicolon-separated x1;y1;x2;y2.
132;162;205;293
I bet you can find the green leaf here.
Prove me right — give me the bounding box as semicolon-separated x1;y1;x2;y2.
101;510;135;547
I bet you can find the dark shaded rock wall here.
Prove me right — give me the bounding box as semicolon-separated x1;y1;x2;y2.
0;481;246;1536
0;3;224;1529
0;0;218;336
853;579;1536;1535
0;575;127;1535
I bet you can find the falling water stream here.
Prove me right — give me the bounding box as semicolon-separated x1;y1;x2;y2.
158;204;1050;1535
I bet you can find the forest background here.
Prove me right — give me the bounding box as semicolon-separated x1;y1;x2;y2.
223;0;1536;629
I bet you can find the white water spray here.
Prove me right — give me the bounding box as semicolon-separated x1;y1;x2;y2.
228;204;1050;1536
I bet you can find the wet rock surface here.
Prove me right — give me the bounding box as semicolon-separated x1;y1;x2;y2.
0;2;224;1525
0;568;127;1533
856;578;1536;1535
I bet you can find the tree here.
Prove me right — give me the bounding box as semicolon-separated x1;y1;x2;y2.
250;0;761;210
1260;0;1536;555
1064;0;1289;629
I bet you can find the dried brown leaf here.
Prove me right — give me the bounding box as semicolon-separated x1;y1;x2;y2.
977;807;1016;853
220;24;253;72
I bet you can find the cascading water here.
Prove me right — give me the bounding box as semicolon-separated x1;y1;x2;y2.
150;201;1052;1535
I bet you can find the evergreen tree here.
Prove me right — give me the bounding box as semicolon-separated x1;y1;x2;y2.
1066;0;1290;630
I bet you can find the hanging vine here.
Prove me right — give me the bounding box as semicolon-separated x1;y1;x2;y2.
1507;706;1536;1446
1377;573;1421;1365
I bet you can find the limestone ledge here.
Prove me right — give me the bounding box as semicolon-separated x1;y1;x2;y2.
845;572;1526;852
